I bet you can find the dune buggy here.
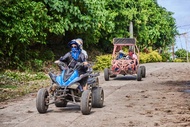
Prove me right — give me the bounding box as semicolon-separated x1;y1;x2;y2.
104;38;146;81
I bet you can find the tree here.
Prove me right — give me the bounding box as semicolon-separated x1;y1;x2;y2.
0;0;50;69
175;49;188;58
0;0;178;70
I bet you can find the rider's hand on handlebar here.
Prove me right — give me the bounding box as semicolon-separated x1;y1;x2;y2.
54;60;60;64
83;61;88;66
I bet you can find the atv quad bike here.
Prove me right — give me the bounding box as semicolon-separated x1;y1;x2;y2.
36;61;104;115
104;38;146;81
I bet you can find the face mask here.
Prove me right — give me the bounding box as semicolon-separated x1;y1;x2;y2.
71;47;77;52
71;47;81;60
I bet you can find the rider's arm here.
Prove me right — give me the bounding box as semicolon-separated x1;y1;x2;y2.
59;52;70;62
132;54;138;60
82;49;88;59
80;53;88;70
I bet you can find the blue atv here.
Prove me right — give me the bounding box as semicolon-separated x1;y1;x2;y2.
36;61;104;115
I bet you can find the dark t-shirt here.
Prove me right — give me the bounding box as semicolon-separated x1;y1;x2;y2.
59;52;87;74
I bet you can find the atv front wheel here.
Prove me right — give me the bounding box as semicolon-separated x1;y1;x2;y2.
92;87;104;108
36;88;49;113
81;90;92;115
104;68;109;81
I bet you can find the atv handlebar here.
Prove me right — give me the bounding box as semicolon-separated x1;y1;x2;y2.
54;60;90;71
54;60;68;70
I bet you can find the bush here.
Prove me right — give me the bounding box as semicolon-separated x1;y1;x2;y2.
0;70;49;102
173;58;183;62
92;54;112;70
140;51;162;63
139;52;150;63
175;49;187;58
93;51;163;70
149;51;162;62
161;52;171;62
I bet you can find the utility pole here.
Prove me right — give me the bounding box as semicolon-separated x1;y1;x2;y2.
179;32;189;62
129;22;133;38
129;21;134;50
172;43;174;61
184;33;189;62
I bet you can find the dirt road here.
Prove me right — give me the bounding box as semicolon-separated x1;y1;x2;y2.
1;63;190;127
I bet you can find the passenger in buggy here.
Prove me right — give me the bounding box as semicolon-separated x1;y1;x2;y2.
56;39;89;90
116;50;126;60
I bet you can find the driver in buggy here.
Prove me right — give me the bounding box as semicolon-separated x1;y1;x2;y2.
126;49;138;71
55;39;89;90
127;49;137;60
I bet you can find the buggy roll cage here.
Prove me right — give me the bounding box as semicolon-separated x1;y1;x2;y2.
111;38;140;65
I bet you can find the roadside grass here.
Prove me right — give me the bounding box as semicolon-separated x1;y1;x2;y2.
0;70;50;102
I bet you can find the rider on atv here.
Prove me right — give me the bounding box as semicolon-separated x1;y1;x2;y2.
56;39;89;90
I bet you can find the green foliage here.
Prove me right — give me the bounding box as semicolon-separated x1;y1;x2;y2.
140;53;149;63
0;0;177;71
0;85;17;89
100;0;178;51
32;59;43;70
140;51;162;63
0;0;50;44
0;70;49;101
0;0;50;70
149;51;162;62
160;52;171;62
2;70;48;82
93;54;112;70
175;49;188;58
173;58;183;62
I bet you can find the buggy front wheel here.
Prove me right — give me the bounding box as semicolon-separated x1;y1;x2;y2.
104;68;109;81
36;88;49;113
137;67;142;81
140;66;146;78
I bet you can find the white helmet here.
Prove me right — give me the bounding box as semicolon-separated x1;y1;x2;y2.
76;38;83;45
75;38;83;49
119;50;124;54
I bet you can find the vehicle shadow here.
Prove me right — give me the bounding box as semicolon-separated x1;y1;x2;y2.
47;103;96;114
112;75;137;80
46;104;80;113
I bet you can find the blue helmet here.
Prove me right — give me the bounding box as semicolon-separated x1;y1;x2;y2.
68;39;80;49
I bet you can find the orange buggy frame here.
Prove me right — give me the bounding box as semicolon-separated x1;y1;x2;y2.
104;38;146;81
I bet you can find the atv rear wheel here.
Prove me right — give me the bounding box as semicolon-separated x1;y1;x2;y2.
137;67;142;81
92;87;104;108
55;100;68;107
81;90;92;115
104;68;109;81
140;66;146;78
36;88;49;113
